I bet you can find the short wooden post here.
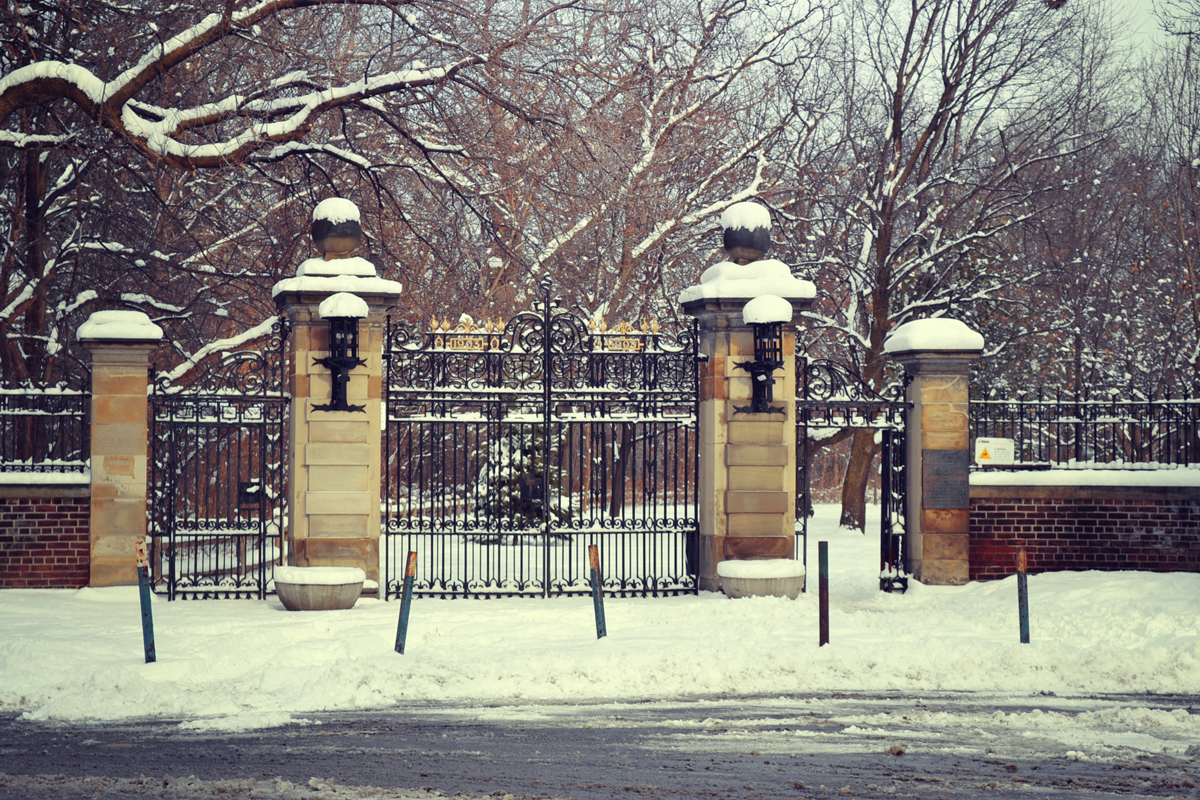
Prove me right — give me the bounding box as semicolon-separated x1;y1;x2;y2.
589;544;607;639
394;551;418;654
818;541;829;646
1017;548;1030;644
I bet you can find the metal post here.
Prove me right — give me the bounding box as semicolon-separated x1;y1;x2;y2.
589;545;607;639
818;541;829;647
1017;548;1030;644
136;541;156;664
395;551;418;654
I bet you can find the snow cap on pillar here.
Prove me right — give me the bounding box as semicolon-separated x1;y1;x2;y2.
742;295;793;326
678;201;815;305
77;310;164;343
318;292;369;320
883;318;984;356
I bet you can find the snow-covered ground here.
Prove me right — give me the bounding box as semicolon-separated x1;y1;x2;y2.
1;505;1197;739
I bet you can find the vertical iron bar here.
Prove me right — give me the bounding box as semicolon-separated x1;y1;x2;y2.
542;281;553;597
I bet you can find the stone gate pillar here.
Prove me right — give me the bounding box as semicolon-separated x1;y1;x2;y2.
78;310;163;587
679;203;815;592
884;319;983;585
271;199;402;593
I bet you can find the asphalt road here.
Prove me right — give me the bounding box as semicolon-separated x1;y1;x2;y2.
2;693;1198;799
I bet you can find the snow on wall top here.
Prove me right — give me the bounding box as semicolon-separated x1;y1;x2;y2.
76;310;163;342
720;202;770;231
313;198;360;225
271;274;403;298
883;318;983;354
742;295;794;325
297;256;377;277
679;259;816;303
971;468;1200;488
318;292;369;319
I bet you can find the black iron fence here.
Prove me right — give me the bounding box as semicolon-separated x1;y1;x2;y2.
384;280;700;598
0;386;90;474
970;391;1200;468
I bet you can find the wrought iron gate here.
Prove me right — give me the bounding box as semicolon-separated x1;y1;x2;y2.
148;319;290;599
383;281;700;598
795;353;910;592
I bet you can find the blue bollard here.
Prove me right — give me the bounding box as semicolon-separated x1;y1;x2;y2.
135;541;156;663
589;544;607;639
395;551;418;654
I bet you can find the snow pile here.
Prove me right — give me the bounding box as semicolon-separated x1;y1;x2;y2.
720;202;771;232
317;292;369;320
76;310;163;342
717;558;805;579
274;566;366;585
679;259;816;303
884;318;984;353
272;274;402;298
313;198;360;224
742;295;793;325
1;507;1197;733
296;256;377;278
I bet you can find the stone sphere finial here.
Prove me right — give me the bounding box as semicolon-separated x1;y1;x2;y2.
311;198;362;260
721;202;771;265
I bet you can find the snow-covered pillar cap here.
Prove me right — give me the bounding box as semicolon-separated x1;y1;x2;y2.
883;318;984;356
77;310;164;343
721;202;771;265
318;292;369;320
742;295;793;326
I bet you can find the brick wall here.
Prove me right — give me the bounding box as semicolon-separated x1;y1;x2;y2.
0;485;90;588
970;483;1200;581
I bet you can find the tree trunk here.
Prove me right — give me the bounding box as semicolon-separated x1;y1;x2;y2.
839;427;877;531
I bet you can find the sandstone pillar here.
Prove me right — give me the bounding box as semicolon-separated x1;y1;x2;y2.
79;310;163;586
679;203;815;592
271;199;402;593
884;319;983;585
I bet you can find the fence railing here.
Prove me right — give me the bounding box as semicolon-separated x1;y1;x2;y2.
970;392;1200;469
0;387;90;474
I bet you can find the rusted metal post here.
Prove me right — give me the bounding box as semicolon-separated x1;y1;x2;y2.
589;545;607;639
395;551;418;654
818;541;829;646
1017;548;1030;644
136;541;156;664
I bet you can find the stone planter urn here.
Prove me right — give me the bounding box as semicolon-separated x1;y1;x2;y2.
717;559;805;599
273;566;366;611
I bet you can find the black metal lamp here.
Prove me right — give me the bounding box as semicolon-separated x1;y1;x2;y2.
734;295;792;415
313;292;368;413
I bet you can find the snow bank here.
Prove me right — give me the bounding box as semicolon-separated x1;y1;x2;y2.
76;310;163;342
883;318;983;353
2;507;1197;733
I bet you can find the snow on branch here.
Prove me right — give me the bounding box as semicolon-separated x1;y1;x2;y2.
159;316;280;385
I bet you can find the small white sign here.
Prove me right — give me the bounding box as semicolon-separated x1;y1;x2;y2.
975;437;1015;466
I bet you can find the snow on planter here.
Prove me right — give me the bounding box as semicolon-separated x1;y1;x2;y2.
742;295;794;325
273;566;366;611
317;292;369;319
76;310;164;342
883;318;984;354
717;558;805;600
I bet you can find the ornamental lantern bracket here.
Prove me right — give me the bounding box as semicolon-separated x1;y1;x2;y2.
733;295;792;415
313;292;369;413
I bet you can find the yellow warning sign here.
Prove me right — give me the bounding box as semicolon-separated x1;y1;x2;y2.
979;448;991;460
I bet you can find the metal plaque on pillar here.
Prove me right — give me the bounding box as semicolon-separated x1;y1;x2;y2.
922;449;969;509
